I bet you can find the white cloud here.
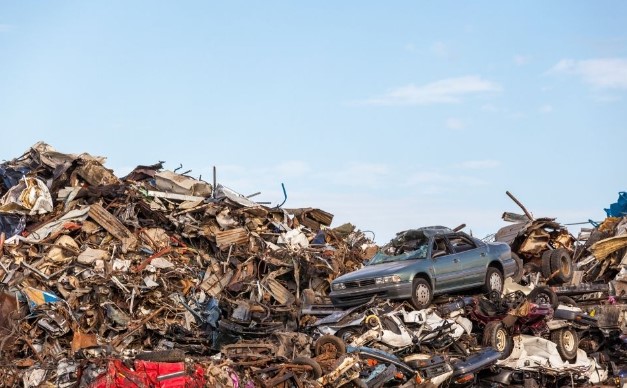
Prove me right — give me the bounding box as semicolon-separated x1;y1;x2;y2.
514;55;531;66
549;58;627;89
0;24;11;32
540;104;553;113
363;76;501;106
456;160;501;169
445;118;465;130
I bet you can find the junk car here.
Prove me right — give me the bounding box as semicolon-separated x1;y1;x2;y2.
329;226;516;309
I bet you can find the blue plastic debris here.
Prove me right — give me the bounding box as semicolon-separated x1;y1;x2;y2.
605;192;627;217
0;214;26;239
22;287;62;312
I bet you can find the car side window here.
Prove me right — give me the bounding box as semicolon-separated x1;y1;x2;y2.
431;237;451;258
448;235;477;253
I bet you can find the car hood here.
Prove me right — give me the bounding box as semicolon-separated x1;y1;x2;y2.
333;260;414;283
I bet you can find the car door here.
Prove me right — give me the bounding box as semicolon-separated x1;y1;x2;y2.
447;233;487;286
430;235;462;292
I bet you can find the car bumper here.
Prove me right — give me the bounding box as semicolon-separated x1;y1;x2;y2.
329;281;413;307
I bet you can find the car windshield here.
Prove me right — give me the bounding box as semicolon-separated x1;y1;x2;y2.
368;231;429;265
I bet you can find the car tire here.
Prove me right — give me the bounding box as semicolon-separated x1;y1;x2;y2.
558;296;578;307
527;285;559;309
411;277;433;309
482;321;513;359
510;253;523;283
551;327;579;362
482;267;504;294
291;357;323;379
541;250;553;279
550;249;573;284
314;334;346;357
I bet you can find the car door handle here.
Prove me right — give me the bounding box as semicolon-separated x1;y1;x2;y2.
480;252;486;257
453;258;460;263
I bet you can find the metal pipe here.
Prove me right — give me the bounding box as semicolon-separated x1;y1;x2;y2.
276;183;287;208
212;166;216;199
505;191;533;221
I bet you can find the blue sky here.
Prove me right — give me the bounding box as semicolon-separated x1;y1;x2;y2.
1;2;625;243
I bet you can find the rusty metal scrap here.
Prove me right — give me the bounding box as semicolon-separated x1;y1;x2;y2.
3;144;627;387
0;142;373;386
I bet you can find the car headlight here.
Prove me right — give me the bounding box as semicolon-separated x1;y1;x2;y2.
375;275;402;285
332;282;346;291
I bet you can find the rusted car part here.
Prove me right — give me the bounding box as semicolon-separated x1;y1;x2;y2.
251;358;323;387
223;342;323;386
462;290;579;360
495;191;576;285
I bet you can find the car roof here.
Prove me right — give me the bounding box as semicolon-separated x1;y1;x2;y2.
394;226;454;239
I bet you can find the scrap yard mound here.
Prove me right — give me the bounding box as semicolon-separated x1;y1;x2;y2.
0;142;626;388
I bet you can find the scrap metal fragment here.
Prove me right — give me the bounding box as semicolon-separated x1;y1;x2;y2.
143;189;206;202
88;203;138;252
21;207;90;244
200;258;234;295
262;278;296;306
74;160;120;186
215;227;249;249
71;330;99;353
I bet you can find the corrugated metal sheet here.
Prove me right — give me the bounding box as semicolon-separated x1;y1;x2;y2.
215;227;249;248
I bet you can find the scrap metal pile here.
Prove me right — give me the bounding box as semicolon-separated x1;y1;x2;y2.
0;143;625;387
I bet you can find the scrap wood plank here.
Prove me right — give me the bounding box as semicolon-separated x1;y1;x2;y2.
88;203;137;252
591;235;627;261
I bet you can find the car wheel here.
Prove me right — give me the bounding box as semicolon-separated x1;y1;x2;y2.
510;253;523;283
482;267;504;294
482;321;513;359
527;285;559;309
411;277;433;309
541;250;553;279
551;327;579;362
550;249;573;284
314;334;346;357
